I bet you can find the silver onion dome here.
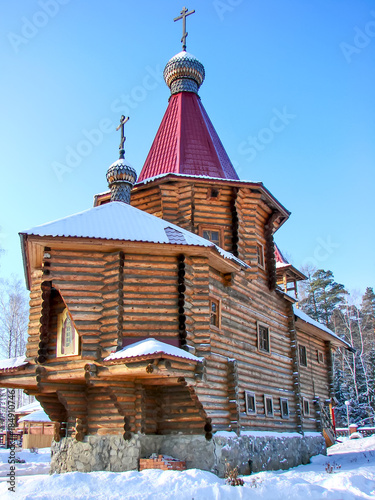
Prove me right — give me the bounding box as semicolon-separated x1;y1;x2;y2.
163;51;205;95
106;158;137;204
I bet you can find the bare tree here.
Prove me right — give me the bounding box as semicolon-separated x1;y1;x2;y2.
0;277;30;428
0;277;28;359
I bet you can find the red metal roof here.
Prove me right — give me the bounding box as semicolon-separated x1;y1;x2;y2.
275;244;289;264
138;92;239;182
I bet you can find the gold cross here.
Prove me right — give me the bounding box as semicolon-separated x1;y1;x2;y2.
174;6;195;51
116;115;129;159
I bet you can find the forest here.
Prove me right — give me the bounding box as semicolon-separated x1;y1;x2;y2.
299;268;375;427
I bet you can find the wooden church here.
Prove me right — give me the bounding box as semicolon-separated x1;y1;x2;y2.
0;8;351;474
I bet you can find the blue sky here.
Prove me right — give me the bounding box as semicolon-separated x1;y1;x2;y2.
0;0;374;296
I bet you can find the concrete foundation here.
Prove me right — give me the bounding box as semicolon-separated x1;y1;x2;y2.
50;432;326;476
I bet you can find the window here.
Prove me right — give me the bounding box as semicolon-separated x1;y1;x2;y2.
299;344;307;367
303;398;310;416
316;350;324;364
245;391;256;415
202;229;220;246
210;298;220;328
264;395;274;417
57;308;79;357
258;322;270;353
207;187;220;200
280;398;289;419
256;243;265;268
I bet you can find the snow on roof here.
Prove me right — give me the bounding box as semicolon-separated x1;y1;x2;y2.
276;262;290;269
18;409;51;423
170;50;199;60
16;401;42;414
137;172;258;186
20;202;247;269
0;355;27;371
293;305;352;349
104;338;202;363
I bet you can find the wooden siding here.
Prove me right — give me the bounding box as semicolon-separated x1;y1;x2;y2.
297;329;331;431
47;249;104;360
122;253;179;340
11;176;340;439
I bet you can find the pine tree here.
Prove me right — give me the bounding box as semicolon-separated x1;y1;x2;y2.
361;287;375;353
299;269;346;327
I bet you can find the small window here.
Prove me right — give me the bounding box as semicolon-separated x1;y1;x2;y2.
280;398;289;419
210;298;220;328
303;398;310;416
245;391;256;415
316;350;324;364
299;344;307;367
264;395;274;417
202;230;220;246
208;187;220;199
256;243;265;268
57;308;79;357
258;323;270;353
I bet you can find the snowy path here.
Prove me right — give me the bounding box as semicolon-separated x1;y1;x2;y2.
0;436;374;499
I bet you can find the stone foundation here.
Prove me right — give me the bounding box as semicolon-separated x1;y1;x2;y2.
50;432;326;476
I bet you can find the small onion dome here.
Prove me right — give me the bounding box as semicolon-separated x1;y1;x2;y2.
163;51;205;95
106;158;137;204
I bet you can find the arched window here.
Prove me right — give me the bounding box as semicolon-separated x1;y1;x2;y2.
57;308;79;357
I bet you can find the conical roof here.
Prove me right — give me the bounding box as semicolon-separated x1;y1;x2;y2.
137;51;239;182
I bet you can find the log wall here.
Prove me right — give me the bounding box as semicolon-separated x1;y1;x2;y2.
122;253;179;342
47;249;104;360
296;329;331;431
18;177;338;439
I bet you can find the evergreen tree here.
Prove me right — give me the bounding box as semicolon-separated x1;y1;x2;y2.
360;287;375;352
299;269;346;327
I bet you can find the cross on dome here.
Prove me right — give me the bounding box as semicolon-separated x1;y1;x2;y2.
116;115;129;159
174;6;195;51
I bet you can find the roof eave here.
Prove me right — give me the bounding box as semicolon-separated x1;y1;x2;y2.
133;174;291;228
22;234;245;284
19;233;31;291
295;316;353;351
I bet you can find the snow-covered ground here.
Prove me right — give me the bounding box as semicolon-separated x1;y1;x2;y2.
0;436;374;499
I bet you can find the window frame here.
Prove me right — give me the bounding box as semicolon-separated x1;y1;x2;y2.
199;225;224;247
298;344;308;367
206;187;221;201
264;394;274;418
56;307;80;358
245;391;257;415
280;398;289;419
257;321;271;354
209;297;221;329
256;242;265;269
316;350;324;364
303;398;310;416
